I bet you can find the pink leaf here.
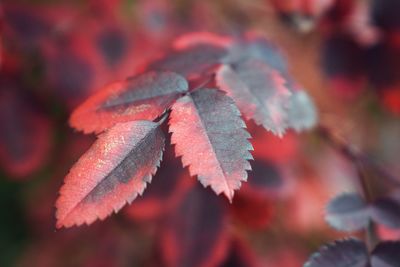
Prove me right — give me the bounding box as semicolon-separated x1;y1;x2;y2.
169;88;253;201
56;120;165;228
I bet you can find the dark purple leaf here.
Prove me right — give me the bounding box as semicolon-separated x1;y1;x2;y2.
96;28;128;67
371;198;400;229
3;5;51;44
325;193;370;232
169;88;253;201
0;88;52;177
47;50;94;101
160;184;230;267
304;239;369;267
219;238;259;267
247;160;283;190
371;241;400;267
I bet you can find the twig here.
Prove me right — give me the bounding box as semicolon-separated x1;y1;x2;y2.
316;126;381;250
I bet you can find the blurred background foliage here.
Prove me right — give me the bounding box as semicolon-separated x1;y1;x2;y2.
1;0;400;266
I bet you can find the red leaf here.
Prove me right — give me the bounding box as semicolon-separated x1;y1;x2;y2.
56;120;165;228
173;32;232;50
169;89;253;201
160;184;230;267
231;193;274;230
0;89;52;178
70;71;188;134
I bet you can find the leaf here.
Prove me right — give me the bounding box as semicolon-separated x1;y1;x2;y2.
169;88;253;201
216;60;292;136
325;193;370;232
3;4;51;44
231;192;274;229
371;242;400;267
0;89;52;178
123;141;187;221
149;44;228;78
46;48;95;106
223;35;288;75
247;160;283;191
70;71;188;134
160;184;230;267
240;159;285;199
219;238;260;267
304;239;369;267
173;32;232;50
96;27;128;67
287;90;318;132
56;120;165;228
370;198;400;229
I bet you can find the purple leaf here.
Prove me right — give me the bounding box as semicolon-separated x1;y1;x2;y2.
70;71;188;134
304;239;369;267
96;28;128;67
325;193;370;232
371;198;400;229
371;241;400;267
160;184;230;267
169;88;253;201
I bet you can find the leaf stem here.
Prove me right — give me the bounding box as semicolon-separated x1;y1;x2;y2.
316;126;379;250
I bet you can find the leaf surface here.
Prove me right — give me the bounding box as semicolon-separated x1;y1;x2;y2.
287;90;318;132
149;45;228;78
0;89;52;178
160;184;229;267
70;71;188;134
371;242;400;267
325;193;370;232
169;88;253;201
371;198;400;229
56;120;165;228
216;61;291;136
304;239;369;267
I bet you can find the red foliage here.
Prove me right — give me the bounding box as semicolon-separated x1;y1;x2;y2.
0;89;52;178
